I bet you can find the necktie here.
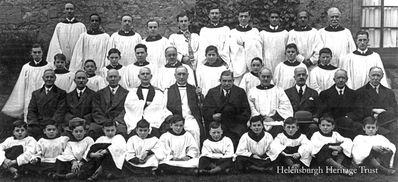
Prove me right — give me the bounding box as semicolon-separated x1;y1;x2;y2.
339;90;343;96
298;86;303;98
77;91;81;99
374;86;378;94
45;88;49;95
112;88;116;95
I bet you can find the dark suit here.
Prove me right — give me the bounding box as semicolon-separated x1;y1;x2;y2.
285;85;319;137
203;85;251;147
92;85;128;138
166;83;205;141
356;83;397;119
318;84;362;138
65;87;95;124
356;83;397;145
27;85;66;139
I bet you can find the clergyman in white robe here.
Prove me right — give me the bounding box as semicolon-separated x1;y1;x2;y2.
142;35;170;74
273;60;308;90
228;25;262;82
260;26;289;72
46;18;86;67
69;31;109;72
309;64;338;93
340;49;389;90
288;26;322;64
2;60;50;121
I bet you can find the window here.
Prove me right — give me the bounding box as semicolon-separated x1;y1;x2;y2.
361;0;398;48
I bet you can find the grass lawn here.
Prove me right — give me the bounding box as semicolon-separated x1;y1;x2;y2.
0;172;397;182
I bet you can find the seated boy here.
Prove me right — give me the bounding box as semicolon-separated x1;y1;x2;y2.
53;118;94;179
311;116;354;176
83;121;127;181
124;119;163;175
235;115;274;173
0;120;37;179
268;117;312;169
199;121;234;174
27;120;69;177
352;117;396;175
158;115;199;175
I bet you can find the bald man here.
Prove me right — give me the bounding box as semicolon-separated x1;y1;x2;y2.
124;67;170;135
318;7;356;67
285;67;319;137
92;69;128;139
356;67;397;139
27;69;67;139
248;68;293;137
318;69;362;139
46;3;86;67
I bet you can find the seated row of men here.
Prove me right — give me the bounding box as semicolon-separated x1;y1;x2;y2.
0;113;395;180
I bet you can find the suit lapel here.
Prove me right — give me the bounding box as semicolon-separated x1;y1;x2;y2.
173;85;182;104
41;87;56;105
104;87;111;109
109;87;124;110
299;88;311;105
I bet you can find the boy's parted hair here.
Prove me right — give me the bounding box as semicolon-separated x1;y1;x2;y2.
249;115;264;125
42;119;58;128
54;53;66;62
284;117;298;126
251;57;263;65
103;120;117;128
319;115;335;125
363;116;378;126
13;120;27;129
169;114;185;124
319;47;332;56
209;121;221;130
69;117;86;131
137;118;150;128
108;48;121;57
84;59;97;67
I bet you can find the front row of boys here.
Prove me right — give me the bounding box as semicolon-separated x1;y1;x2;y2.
0;113;396;180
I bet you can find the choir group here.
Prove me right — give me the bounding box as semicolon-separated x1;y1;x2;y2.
0;2;397;180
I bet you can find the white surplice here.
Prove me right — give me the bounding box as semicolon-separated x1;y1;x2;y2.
0;136;37;166
125;135;163;168
352;134;396;167
107;32;142;66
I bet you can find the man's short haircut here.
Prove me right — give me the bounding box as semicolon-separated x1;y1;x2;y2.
54;53;66;61
209;121;222;130
363;116;378;126
205;45;219;55
135;44;148;52
269;9;280;16
249;115;264;125
284;117;298;126
121;13;133;21
84;59;97;67
146;18;159;27
108;48;121;57
13;120;27;129
176;12;189;22
207;4;220;13
319;48;332;56
169;115;185;124
251;57;263;65
103;120;117;128
297;10;309;17
327;7;341;16
355;30;369;40
43;68;55;75
369;66;384;75
89;13;101;23
165;46;177;54
75;69;87;77
137;119;150;128
238;7;250;16
319;115;335;125
31;43;42;50
285;43;298;51
219;70;234;80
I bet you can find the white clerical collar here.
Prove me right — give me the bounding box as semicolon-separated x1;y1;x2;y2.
34;59;42;65
357;48;368;54
270;25;279;30
335;86;345;94
239;24;248;28
296;84;306;92
66;17;75;22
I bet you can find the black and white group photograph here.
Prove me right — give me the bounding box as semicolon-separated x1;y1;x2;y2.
0;0;397;181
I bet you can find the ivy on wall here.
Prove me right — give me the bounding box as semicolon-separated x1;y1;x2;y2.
185;0;301;33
